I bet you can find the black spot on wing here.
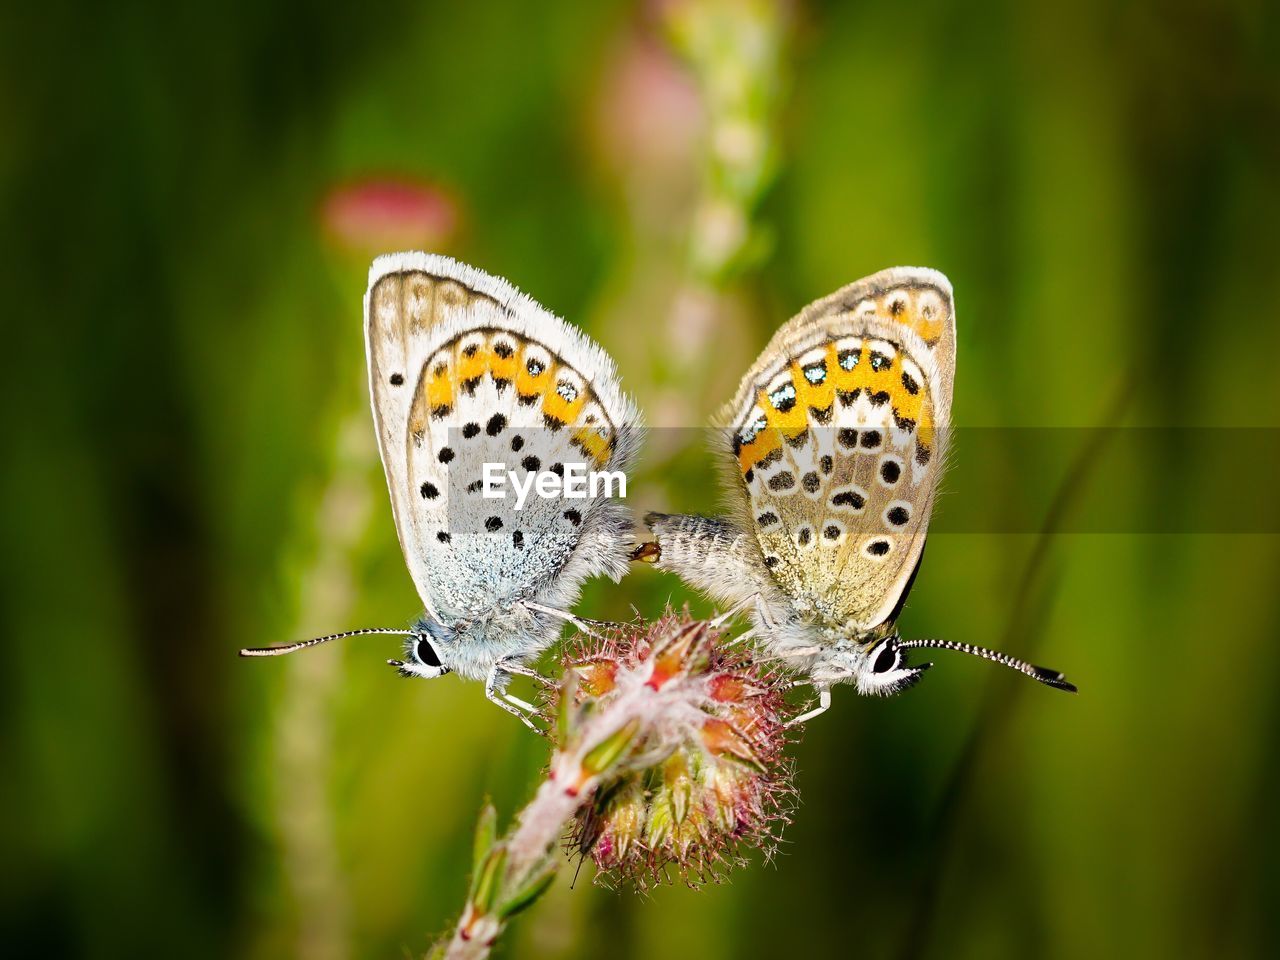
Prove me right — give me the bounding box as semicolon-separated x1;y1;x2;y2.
757;448;783;469
767;471;796;492
833;490;865;509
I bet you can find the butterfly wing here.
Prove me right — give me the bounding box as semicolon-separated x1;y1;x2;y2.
717;267;955;632
365;253;640;622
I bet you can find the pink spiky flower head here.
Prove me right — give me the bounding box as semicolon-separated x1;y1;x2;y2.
559;611;794;890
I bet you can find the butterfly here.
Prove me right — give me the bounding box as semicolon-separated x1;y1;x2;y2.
638;267;1074;723
243;253;641;729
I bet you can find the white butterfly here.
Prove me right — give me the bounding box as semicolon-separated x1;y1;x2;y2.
244;253;641;729
640;267;1074;723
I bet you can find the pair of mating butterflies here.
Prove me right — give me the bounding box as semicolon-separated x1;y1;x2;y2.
243;253;1074;729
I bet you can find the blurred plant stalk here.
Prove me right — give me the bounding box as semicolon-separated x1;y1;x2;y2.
663;0;788;285
263;178;458;960
269;414;374;960
431;615;792;960
592;0;791;454
662;0;790;426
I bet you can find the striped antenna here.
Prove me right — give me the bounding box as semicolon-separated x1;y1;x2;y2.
239;628;412;658
896;638;1077;693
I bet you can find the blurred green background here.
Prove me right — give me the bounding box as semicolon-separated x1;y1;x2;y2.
3;0;1279;957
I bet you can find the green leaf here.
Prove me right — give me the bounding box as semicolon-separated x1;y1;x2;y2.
468;843;508;916
581;718;641;775
472;801;498;876
497;861;558;920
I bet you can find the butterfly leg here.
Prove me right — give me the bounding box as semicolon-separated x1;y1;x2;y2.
485;665;543;734
709;594;779;647
521;600;602;638
710;593;759;629
775;645;824;661
753;595;782;633
786;685;832;727
498;658;556;688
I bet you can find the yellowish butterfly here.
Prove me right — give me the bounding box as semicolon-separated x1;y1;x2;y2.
641;267;1074;723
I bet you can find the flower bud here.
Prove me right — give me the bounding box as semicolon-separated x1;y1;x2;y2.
562;612;793;889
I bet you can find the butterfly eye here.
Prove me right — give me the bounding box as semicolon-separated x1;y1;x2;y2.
872;644;899;674
415;636;443;668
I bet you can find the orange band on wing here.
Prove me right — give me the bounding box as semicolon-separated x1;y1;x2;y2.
489;344;518;384
456;346;486;386
543;386;585;426
789;344;837;415
427;365;453;412
515;350;551;400
736;339;936;476
573;426;611;465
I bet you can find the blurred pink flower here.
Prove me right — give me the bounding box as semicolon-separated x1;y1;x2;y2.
590;33;703;181
320;177;458;253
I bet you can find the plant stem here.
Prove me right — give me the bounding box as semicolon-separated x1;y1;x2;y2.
441;688;655;960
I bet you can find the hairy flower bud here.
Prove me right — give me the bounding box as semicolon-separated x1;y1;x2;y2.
563;612;793;889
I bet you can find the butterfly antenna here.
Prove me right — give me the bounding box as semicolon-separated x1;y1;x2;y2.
896;638;1077;693
239;628;412;658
